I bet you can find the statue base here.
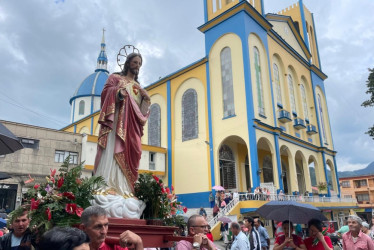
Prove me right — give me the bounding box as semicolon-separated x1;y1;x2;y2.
105;218;193;248
91;194;146;218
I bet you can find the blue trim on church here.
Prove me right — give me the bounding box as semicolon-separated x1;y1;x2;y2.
167;80;172;187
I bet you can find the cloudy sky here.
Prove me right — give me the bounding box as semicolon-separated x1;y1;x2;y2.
0;0;373;171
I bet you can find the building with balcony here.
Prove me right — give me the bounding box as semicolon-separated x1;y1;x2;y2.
340;175;374;222
62;0;356;230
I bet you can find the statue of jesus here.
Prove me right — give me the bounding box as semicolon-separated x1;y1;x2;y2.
94;48;150;205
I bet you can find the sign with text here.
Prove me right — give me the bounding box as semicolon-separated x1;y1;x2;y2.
0;184;18;190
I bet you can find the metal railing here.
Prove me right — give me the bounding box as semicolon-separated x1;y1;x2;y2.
208;197;239;228
237;193;357;203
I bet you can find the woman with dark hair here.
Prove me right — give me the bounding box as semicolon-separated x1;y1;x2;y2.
273;220;306;250
304;219;333;250
39;227;90;250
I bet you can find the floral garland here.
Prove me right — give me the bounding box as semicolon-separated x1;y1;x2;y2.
9;159;105;237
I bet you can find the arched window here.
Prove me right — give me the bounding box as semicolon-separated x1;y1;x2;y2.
182;89;198;141
148;104;161;147
288;74;297;114
262;155;273;183
79;100;85;115
254;47;265;115
220;47;235;117
219;145;236;189
308;161;317;191
317;94;327;144
273;63;282;106
300;83;309;120
327;163;334;191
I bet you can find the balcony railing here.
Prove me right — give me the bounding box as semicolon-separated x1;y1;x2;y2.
294;118;306;130
307;124;318;135
278;110;292;123
237;193;357;203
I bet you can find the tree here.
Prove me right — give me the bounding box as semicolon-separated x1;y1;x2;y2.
362;68;374;139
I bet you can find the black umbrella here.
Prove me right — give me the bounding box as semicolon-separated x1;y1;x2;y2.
256;200;327;224
0;172;11;180
0;122;23;155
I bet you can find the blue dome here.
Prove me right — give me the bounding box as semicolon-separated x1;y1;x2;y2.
70;70;109;104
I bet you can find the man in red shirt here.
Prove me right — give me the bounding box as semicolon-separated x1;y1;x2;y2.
80;206;143;250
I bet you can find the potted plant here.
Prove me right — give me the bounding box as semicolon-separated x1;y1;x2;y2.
8;158;106;238
134;173;187;225
317;182;328;192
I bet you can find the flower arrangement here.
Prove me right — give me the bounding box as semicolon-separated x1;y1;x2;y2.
317;182;328;192
9;158;105;237
134;173;187;223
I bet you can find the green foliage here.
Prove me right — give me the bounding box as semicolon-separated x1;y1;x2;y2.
317;182;327;191
362;68;374;139
22;158;106;238
164;215;187;228
134;173;187;221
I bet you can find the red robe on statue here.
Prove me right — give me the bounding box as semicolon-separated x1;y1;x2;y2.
94;74;150;193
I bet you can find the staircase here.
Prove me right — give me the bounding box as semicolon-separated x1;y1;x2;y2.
184;207;214;222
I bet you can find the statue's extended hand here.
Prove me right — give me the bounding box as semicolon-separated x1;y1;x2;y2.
134;85;150;101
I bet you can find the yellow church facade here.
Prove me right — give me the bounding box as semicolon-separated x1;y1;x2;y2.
63;0;356;215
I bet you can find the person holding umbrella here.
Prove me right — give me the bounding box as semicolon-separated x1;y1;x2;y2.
273;220;306;250
303;219;333;250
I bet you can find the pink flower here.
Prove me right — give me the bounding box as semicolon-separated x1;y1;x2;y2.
45;207;52;221
75;207;84;217
24;174;34;184
165;187;170;194
62;192;76;200
33;184;40;189
57;177;64;188
75;178;82;185
65;203;77;215
50;168;56;177
167;193;174;199
30;198;40;210
171;186;174;191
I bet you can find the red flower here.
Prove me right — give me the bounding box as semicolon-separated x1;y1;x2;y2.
34;184;40;189
161;187;166;193
62;192;76;200
165;187;170;194
152;175;159;183
57;177;64;188
171;185;174;191
50;168;56;177
183;207;188;213
75;207;84;217
45;207;52;221
65;203;77;215
30;198;40;210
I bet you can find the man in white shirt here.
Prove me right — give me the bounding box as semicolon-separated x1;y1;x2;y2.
230;222;250;249
244;217;261;250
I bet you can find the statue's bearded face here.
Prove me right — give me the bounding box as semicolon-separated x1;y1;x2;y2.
128;56;142;76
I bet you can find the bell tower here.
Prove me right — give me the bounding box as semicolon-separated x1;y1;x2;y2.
204;0;264;22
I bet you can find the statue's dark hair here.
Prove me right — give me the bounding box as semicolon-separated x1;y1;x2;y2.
39;227;90;250
115;52;142;83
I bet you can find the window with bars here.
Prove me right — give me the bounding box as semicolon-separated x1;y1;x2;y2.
148;104;161;147
341;181;350;188
20;138;39;149
254;47;265;116
356;193;370;202
220;47;235;118
300;83;309;120
273;63;282;106
288;74;297;114
54;150;78;164
182;89;198;141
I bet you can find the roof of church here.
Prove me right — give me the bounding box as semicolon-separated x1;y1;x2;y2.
69;70;109;104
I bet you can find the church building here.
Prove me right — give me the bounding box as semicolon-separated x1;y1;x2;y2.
63;0;356;223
